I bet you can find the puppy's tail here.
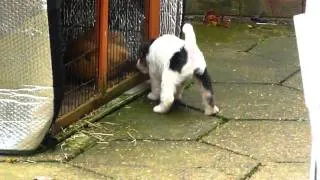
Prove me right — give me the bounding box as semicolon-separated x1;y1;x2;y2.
182;23;197;48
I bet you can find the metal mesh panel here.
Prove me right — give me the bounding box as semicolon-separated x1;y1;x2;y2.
107;0;146;87
60;0;98;116
56;0;183;116
0;0;54;151
160;0;184;36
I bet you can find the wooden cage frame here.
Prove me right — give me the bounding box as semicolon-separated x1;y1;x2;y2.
55;0;160;129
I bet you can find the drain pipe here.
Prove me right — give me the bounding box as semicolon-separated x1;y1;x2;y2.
180;0;187;38
294;1;320;179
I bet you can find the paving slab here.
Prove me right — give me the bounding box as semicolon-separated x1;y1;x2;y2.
250;36;300;65
182;84;308;120
249;24;295;38
71;140;258;179
195;23;260;53
0;162;107;180
195;23;294;53
202;120;311;162
283;71;303;91
82;96;221;141
194;24;299;83
205;50;299;83
250;163;309;180
62;165;234;180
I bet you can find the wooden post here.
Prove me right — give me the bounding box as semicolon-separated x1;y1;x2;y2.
97;0;109;90
144;0;150;40
147;0;160;39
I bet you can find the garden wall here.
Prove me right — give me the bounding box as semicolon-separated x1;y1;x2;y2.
185;0;305;18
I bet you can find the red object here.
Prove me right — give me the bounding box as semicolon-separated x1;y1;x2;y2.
203;10;220;25
203;10;231;28
222;17;231;28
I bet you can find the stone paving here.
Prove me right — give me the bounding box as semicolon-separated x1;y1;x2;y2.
0;22;311;179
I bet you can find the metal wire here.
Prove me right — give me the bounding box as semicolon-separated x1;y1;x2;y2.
57;0;146;116
107;0;145;88
56;0;182;117
59;0;98;116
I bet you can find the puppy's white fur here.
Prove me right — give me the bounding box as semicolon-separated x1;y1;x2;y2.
137;23;219;115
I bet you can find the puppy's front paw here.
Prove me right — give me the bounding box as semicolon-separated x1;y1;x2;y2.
136;59;149;74
147;93;159;101
153;104;169;114
204;105;220;116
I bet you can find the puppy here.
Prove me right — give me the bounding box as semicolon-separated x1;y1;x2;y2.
136;23;219;115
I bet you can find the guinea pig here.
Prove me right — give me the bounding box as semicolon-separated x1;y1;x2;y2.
64;28;129;82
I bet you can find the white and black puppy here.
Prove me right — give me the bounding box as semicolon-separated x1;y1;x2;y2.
136;23;219;115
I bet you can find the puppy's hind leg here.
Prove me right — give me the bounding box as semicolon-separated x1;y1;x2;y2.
174;82;186;101
147;74;161;101
194;68;219;115
153;70;178;114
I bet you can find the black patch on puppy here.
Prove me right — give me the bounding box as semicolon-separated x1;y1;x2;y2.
194;68;212;92
169;47;188;73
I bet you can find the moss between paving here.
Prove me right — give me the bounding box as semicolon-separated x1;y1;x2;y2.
250;163;309;180
0;133;96;163
202;120;311;162
182;84;308;120
71;141;258;179
194;23;259;51
56;82;150;142
0;162;108;180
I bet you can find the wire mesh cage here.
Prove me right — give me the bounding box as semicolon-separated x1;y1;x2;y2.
59;0;98;116
106;0;146;88
57;0;148;118
49;0;184;126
